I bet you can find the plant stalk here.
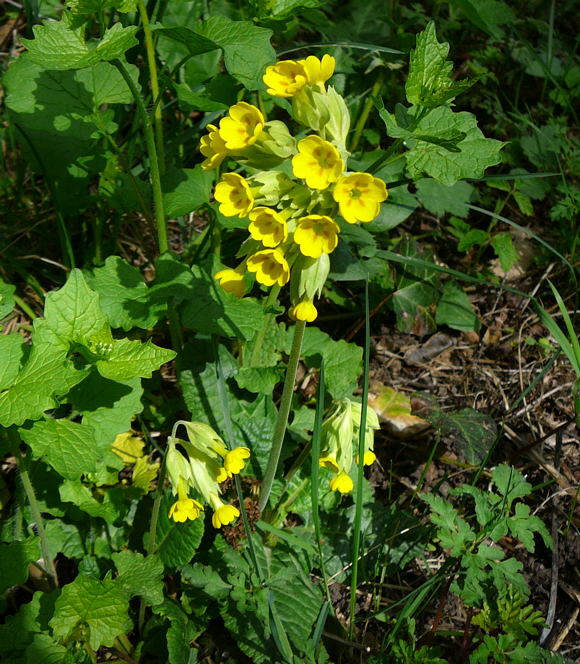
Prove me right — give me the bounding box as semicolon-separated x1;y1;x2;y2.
258;320;306;512
114;59;168;255
349;70;385;152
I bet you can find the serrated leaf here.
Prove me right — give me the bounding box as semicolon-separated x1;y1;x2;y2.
50;575;132;650
0;592;44;657
491;464;532;504
513;191;534;216
59;480;119;523
22;17;139;70
450;0;515;39
155;493;204;567
508;502;551;552
96;338;175;381
20;419;100;480
25;633;67;664
162;166;214;218
44;520;86;559
416;178;474;218
181;563;232;599
235;366;284;395
0;278;16;320
491;232;520;272
0;334;26;391
406;22;472;106
0;537;40;594
457;228;488;251
427;406;496;464
112;550;164;606
66;0;137;14
436;282;480;332
423;494;476;555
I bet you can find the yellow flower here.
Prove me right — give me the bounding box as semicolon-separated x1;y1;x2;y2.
363;450;376;465
289;299;318;322
319;455;339;472
247;249;290;286
329;471;354;494
263;60;308;98
224;447;251;475
299;54;335;86
199;123;227;171
215;268;246;298
169;497;204;523
333;172;388;224
294;215;340;258
248;207;288;247
218;102;265;150
292;136;344;189
214;173;254;217
210;498;240;528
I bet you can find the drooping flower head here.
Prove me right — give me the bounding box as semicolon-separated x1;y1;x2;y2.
210;498;240;528
248;207;288;247
300;54;335;87
333;173;388;223
293;215;340;258
199;123;228;171
214;173;254;218
214;267;246;298
218;102;265;150
292;136;344;189
263;60;309;98
247;249;290;286
289;299;318;322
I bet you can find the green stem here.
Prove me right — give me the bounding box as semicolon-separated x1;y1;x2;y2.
114;59;168;255
14;295;37;320
349;279;370;638
13;441;58;589
137;0;165;175
349;70;385;153
258;320;306;513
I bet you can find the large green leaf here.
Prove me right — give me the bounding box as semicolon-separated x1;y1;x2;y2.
416;178;474;218
112;550;164;606
162;166;214;218
449;0;515;39
0;278;16;320
96;338;175;381
0;537;40;594
155;493;204;567
0;334;26;391
435;281;480;332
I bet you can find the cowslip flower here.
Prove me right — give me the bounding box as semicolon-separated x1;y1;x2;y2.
199;123;228;171
289;298;318;322
333;172;388;223
214;173;254;217
214;267;246;298
219;102;265;150
300;54;335;87
292;136;344;189
263;60;309;98
247;249;290;286
210;498;240;528
248;207;288;247
293;215;340;258
169;477;204;523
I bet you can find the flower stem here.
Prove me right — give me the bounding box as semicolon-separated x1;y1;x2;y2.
137;0;165;176
114;59;168;255
349;70;385;153
258;320;306;513
13;441;58;589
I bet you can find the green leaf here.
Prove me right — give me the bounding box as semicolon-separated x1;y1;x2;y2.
491;465;532;504
0;537;40;594
20;420;100;480
66;0;137;14
59;480;119;523
449;0;515;39
0;591;46;657
0;278;16;320
406;22;473;106
50;575;132;650
153;600;202;664
155;493;204;567
508;503;551;553
25;633;67;664
112;550;164;606
416;178;474;218
44;520;86;559
96;338;176;381
491;232;520;272
22;16;139;70
436;282;480;332
235;366;284;395
162;166;214;218
181;563;232;599
0;334;26;391
513;191;534;216
422;494;476;555
457;228;489;252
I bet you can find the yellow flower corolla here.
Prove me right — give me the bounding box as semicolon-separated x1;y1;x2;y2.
329;471;354;494
247;249;290;286
248;207;288;247
214;268;246;298
169;497;204;523
210;498;240;528
364;450;376;465
263;60;308;98
319;455;339;472
224;447;251;476
199;123;228;171
289;299;318;322
292;136;344;189
333;172;388;223
218;102;265;150
293;215;340;258
214;173;254;218
300;54;335;86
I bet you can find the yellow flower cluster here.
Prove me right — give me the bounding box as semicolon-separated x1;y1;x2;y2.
166;421;250;528
199;55;389;321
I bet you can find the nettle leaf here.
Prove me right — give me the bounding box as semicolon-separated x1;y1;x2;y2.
96;338;176;381
22;15;139;70
436;282;480;333
162;165;214;218
155;493;204;567
20;420;100;480
416;178;474;218
406;22;473;107
154;16;275;89
50;575;132;650
0;537;40;594
112;550;164;606
0;277;16;320
0;334;26;391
